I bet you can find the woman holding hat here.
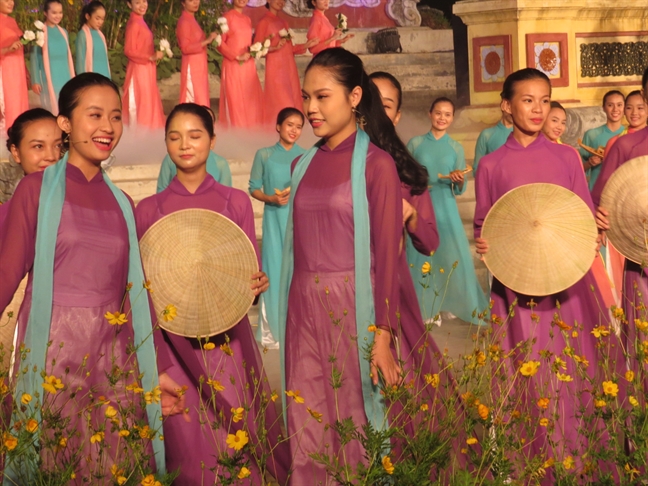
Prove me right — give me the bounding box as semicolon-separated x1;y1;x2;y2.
474;68;618;483
135;103;288;485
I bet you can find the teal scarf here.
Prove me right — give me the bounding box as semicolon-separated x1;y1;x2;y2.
277;129;387;430
5;156;165;483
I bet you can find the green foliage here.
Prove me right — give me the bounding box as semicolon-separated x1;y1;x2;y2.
12;0;225;84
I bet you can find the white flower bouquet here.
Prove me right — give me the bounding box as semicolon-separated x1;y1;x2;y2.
336;13;348;33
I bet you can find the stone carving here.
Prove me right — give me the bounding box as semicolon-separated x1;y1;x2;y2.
386;0;422;27
0;161;24;204
279;0;380;17
580;41;648;78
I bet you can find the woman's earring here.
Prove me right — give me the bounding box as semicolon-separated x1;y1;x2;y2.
352;107;367;130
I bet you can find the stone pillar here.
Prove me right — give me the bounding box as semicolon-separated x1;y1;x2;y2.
453;0;648;107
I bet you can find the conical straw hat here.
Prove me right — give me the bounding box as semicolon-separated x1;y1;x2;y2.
140;209;258;337
482;183;598;296
600;155;648;265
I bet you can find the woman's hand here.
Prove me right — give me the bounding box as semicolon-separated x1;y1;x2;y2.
270;193;290;206
449;170;465;184
236;52;251;62
475;237;488;255
588;155;603;167
305;37;319;49
402;198;417;231
158;372;190;421
340;33;355;44
251;271;269;295
151;51;164;62
370;329;401;387
32;84;42;95
595;206;610;232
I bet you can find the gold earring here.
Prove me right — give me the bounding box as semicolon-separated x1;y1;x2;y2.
352;107;367;130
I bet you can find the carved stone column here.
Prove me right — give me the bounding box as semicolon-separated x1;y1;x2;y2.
385;0;421;27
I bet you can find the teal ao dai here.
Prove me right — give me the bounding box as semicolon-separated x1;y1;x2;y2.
249;142;305;344
406;132;488;324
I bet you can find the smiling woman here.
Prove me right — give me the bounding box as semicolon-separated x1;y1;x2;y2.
0;73;185;483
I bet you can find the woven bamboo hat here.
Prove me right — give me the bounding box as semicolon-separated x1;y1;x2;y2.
140;209;258;337
600;155;648;265
482;183;598;296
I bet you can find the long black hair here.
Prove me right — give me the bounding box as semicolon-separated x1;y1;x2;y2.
305;48;428;195
6;108;57;151
368;71;403;112
79;0;105;30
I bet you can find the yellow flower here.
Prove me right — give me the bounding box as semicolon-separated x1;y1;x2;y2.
138;425;153;439
0;378;8;394
625;370;635;382
367;325;377;332
238;467;251;479
629;396;639;407
420;403;429;411
602;380;618;397
105;405;118;419
573;355;589;368
207;379;225;392
203;342;215;350
537;397;549;409
117;477;127;486
466;437;478;445
270;392;278;402
231;407;244;423
421;262;431;275
162;304;177;322
563;455;575;470
439;268;445;274
571;330;578;338
220;343;234;356
126;382;144;394
594;399;606;408
105;311;127;326
25;419;38;433
90;431;104;444
285;390;305;404
625;463;640;479
477;403;489;420
539;418;549;427
591;325;610;338
144;386;161;404
4;433;18;451
382;455;395;475
59;437;68;448
555;319;572;331
307;407;323;422
554;357;566;370
42;375;64;394
226;430;249;451
140;474;162;486
519;361;540;377
119;429;130;437
635;319;648;332
21;393;32;405
424;373;440;388
556;373;573;382
144;280;153;293
543;457;554;468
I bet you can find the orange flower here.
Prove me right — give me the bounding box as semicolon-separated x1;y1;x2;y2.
625;370;635;382
105;311;127;326
307;407;323;422
231;407;244;423
238;467;251;479
42;375;64;394
220;343;234;356
25;419;38;433
382;455;395;474
90;431;104;444
203;342;215;350
424;373;440;388
226;430;249;451
477;404;489;420
466;437;478;445
539;418;549;427
602;381;618;397
537;397;549;409
285;390;305;404
4;432;18;451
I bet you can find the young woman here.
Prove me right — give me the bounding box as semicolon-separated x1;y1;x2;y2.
1;108;62;233
30;0;74;115
474;68;616;482
254;0;318;126
217;0;264;128
156;106;231;191
75;0;110;78
135;103;288;485
123;0;165;129
593;68;648;376
541;101;567;143
306;0;353;55
176;0;218;106
580;90;625;190
278;48;467;483
602;90;646;158
0;0;30;132
0;73;184;482
249;107;306;348
406;97;488;324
